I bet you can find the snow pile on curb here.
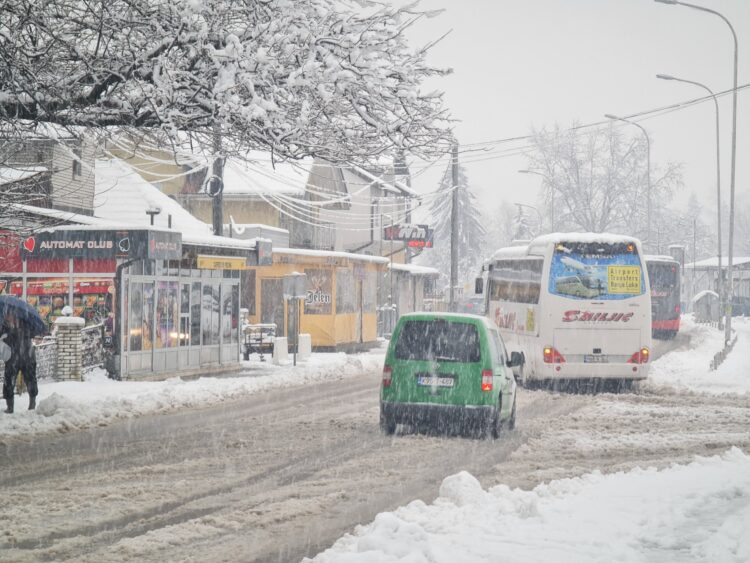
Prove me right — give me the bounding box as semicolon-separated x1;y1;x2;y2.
645;316;750;396
307;448;750;563
0;351;384;438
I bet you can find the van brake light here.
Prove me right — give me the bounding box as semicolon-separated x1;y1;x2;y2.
382;365;393;387
543;346;566;363
481;369;493;392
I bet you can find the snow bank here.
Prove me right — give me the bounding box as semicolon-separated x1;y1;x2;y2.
307;448;750;563
645;316;750;396
0;351;384;439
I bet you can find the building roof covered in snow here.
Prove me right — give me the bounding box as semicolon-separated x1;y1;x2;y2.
685;256;750;270
94;158;213;236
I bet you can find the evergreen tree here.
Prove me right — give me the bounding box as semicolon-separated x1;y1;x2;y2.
418;163;487;293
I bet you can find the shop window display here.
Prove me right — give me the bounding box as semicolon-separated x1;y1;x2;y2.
142;282;154;351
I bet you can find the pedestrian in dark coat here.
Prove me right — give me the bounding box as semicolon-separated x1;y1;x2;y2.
1;312;38;413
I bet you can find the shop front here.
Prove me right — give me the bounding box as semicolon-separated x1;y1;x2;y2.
1;226;270;378
243;249;387;351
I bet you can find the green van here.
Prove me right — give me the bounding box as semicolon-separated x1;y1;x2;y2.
380;313;523;438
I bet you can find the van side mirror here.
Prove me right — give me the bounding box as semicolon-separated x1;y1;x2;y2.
474;277;484;294
507;351;525;368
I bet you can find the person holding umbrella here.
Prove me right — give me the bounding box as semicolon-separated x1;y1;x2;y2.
0;296;45;413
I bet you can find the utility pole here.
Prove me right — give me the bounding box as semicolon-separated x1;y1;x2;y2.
450;143;459;312
210;125;225;236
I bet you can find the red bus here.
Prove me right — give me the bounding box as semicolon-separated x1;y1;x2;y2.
645;256;681;339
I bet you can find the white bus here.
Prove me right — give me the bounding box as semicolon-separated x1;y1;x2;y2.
478;233;652;387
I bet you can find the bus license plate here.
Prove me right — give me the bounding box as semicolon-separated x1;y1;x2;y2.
416;374;455;388
584;355;608;363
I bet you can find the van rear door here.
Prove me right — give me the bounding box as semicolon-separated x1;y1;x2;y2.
389;319;486;406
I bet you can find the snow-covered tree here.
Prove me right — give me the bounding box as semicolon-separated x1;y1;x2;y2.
484;200;517;253
0;0;452;164
652;193;715;262
527;124;682;250
418;162;486;288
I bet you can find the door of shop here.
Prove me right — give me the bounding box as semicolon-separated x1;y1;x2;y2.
261;278;285;337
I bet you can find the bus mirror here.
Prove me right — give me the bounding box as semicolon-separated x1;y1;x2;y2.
507;351;525;368
475;277;484;294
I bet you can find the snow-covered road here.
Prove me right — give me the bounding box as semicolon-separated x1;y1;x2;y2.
0;317;748;562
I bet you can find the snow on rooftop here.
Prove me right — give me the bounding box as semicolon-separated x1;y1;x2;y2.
644;254;679;263
94;158;213;236
274;247;389;264
692;289;719;303
0;166;48;186
352;165;418;197
389;263;440;276
222;153;313;195
530;232;641;246
686;256;750;269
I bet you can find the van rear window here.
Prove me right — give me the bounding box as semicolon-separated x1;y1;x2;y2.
394;320;481;363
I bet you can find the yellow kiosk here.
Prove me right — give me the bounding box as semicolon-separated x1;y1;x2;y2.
243;249;387;350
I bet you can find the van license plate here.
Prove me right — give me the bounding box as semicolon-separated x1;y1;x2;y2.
584;355;608;363
416;374;455;388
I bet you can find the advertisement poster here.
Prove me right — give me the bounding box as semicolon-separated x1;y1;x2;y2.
549;250;644;301
304;268;332;315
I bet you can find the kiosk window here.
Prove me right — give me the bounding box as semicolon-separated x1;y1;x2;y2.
129;283;143;352
191;282;201;346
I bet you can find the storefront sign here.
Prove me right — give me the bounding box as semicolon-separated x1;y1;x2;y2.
382;224;433;248
21;229;182;261
197;255;247;270
304;268;332;315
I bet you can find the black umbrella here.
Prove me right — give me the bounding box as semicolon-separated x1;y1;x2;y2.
0;295;47;336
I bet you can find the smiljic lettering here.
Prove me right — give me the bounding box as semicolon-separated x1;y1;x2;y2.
562;310;634;323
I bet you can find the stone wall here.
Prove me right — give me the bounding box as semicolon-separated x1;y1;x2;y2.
54;317;84;381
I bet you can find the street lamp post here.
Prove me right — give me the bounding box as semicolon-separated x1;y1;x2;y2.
654;0;739;346
514;202;543;238
518;169;554;231
605;114;651;251
656;73;723;328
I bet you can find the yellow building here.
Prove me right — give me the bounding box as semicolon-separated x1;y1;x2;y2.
243;249;387;350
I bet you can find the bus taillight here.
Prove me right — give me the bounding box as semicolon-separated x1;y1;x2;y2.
627;348;650;364
674;304;681;314
543;346;565;363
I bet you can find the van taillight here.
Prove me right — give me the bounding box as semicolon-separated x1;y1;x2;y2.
543;346;565;363
481;369;493;392
627;348;650;364
382;365;393;387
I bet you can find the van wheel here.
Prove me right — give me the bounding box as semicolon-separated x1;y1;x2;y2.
380;413;396;435
507;393;517;431
516;363;528;388
490;398;503;439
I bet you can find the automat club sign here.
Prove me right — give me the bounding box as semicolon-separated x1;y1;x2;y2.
21;229;182;260
382;224;433;248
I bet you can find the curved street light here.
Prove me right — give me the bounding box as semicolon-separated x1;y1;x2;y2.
518;169;555;231
604;114;651;250
654;0;739;346
656;73;723;328
513;202;543;238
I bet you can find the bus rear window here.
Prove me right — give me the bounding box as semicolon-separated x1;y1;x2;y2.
647;263;678;289
394;320;481;363
549;242;645;300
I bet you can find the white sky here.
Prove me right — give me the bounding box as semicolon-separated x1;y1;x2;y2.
401;0;750;223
